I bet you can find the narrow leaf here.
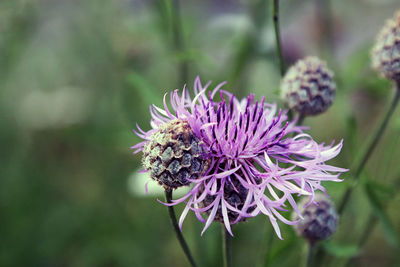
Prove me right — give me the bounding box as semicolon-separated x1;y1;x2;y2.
364;181;399;247
323;241;359;258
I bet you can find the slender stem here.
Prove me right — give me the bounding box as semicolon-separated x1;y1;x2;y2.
171;0;189;84
290;113;304;138
165;190;198;267
296;113;305;126
358;214;378;247
316;0;333;57
272;0;285;77
228;0;269;90
313;83;400;267
354;87;400;179
273;0;292;122
343;215;377;267
222;226;232;267
306;243;316;267
344;175;400;266
338;85;400;214
257;226;274;267
312;243;327;267
343;175;400;266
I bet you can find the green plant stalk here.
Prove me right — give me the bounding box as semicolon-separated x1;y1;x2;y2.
256;224;274;267
306;243;316;267
165;190;198;267
312;82;400;267
343;214;377;267
344;174;400;266
254;2;286;265
343;173;400;266
222;226;233;267
296;113;305;127
255;3;288;265
338;83;400;215
272;0;285;77
316;0;333;58
228;0;269;90
171;0;189;85
272;0;291;119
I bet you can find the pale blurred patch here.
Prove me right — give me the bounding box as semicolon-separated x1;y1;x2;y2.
208;14;253;34
362;0;397;5
127;168;190;198
17;86;91;130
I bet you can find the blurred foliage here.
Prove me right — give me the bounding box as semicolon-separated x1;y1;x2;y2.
1;0;400;266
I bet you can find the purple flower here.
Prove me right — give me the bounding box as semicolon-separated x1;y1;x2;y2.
132;77;347;239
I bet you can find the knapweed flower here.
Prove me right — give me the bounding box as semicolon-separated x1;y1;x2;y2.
293;193;338;244
132;77;346;238
281;57;336;116
372;10;400;82
141;119;210;189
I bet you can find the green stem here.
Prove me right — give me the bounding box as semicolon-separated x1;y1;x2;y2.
312;243;328;267
171;0;189;84
296;113;305;126
306;243;316;267
228;0;269;90
344;214;377;267
257;226;274;267
165;190;198;267
272;0;284;77
222;226;233;267
313;83;400;267
344;174;400;266
338;84;400;215
358;213;378;247
343;173;400;266
316;0;333;57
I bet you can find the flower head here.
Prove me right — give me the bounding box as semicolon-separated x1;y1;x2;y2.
281;57;336;116
293;193;339;244
141;119;210;190
372;10;400;82
132;77;346;238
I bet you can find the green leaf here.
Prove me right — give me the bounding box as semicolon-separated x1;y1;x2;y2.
345;115;358;156
323;241;359;258
364;179;396;200
364;181;399;247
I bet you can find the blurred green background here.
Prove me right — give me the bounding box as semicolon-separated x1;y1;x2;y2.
1;0;400;266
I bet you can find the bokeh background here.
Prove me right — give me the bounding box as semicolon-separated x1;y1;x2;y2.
1;0;400;266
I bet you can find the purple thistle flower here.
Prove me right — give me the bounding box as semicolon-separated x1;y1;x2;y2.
131;77;347;239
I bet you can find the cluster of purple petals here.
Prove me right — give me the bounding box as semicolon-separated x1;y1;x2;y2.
131;77;347;238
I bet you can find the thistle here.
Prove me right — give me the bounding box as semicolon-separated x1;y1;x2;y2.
293;194;338;245
132;77;347;238
372;10;400;83
281;57;336;116
142;119;209;190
